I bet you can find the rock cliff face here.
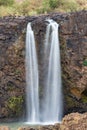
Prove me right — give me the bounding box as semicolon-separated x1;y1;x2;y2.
0;11;87;120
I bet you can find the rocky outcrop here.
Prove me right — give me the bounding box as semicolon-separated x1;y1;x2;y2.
0;126;10;130
17;113;87;130
17;124;60;130
0;16;38;120
0;10;87;119
18;124;60;130
60;112;87;130
59;11;87;114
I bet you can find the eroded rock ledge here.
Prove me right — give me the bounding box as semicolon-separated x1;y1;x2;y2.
0;10;87;120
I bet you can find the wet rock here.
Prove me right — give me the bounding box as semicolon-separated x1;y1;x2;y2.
18;124;60;130
18;127;36;130
38;124;60;130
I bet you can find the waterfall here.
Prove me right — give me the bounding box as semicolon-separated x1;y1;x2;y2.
25;20;62;124
25;23;39;122
42;19;62;122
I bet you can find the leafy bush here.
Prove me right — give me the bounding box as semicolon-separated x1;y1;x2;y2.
42;0;79;13
0;0;15;6
49;0;58;9
43;0;59;12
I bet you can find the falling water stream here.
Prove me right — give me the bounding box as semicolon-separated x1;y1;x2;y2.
25;20;62;124
26;23;39;123
42;19;62;122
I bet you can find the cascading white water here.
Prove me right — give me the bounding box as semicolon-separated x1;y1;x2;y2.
25;20;62;124
42;19;62;122
25;23;39;123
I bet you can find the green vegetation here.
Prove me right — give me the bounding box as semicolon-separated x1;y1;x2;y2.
82;95;87;103
0;0;14;6
66;95;76;108
7;81;15;91
43;0;80;13
14;69;21;75
81;90;87;103
43;0;58;10
83;60;87;66
7;96;24;116
0;0;87;17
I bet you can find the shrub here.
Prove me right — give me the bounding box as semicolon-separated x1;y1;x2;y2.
62;0;79;12
83;60;87;66
0;0;15;6
43;0;59;11
42;0;79;13
49;0;58;9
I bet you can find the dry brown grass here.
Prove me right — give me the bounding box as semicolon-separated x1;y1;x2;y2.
0;0;87;17
76;0;87;9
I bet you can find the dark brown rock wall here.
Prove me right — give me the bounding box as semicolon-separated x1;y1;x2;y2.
0;11;87;120
0;16;38;120
60;11;87;114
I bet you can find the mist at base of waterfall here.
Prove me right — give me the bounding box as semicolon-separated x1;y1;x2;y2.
0;122;39;130
25;120;61;125
0;122;25;130
0;120;61;130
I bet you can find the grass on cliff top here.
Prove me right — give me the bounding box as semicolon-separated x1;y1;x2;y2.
0;0;87;17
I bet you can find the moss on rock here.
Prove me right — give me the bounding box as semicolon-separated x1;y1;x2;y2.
81;95;87;103
7;96;24;117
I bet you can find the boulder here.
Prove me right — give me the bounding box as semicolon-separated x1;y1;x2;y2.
17;124;60;130
60;112;87;130
18;127;37;130
0;126;10;130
